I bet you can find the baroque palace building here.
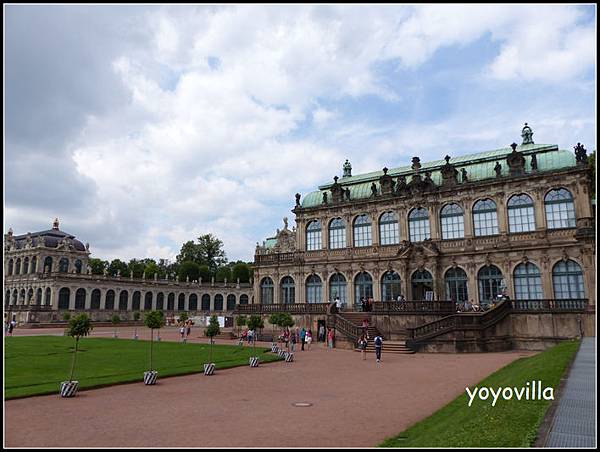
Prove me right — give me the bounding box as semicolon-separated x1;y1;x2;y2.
4;219;252;324
253;124;595;311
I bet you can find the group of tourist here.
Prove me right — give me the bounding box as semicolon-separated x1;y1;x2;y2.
277;326;316;352
179;319;194;342
4;317;16;336
358;332;384;363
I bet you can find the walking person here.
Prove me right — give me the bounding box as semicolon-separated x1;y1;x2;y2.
8;319;15;336
362;318;369;338
300;327;306;351
306;329;313;350
327;328;335;349
180;324;186;343
186;320;192;339
374;333;383;363
319;324;325;343
358;334;368;360
290;329;297;352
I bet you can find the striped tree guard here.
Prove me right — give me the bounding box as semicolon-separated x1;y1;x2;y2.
204;363;215;376
249;356;259;367
60;381;79;398
285;352;294;362
238;339;244;346
271;344;278;353
143;370;158;385
277;349;286;358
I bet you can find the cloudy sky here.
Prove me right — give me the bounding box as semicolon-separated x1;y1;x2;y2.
4;4;596;263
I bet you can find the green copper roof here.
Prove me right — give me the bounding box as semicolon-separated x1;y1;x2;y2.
264;238;277;249
302;144;577;208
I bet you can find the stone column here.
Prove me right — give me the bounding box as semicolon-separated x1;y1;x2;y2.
68;287;76;310
533;190;546;230
399;208;408;241
100;289;107;310
429;204;440;240
372;212;380;246
85;288;92;310
345;215;352;248
463;202;474;238
321;218;329;250
497;196;508;234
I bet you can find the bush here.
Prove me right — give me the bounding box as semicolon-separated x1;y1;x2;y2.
62;312;71;321
133;311;141;321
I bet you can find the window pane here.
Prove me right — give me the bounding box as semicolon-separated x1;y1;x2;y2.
329;218;346;249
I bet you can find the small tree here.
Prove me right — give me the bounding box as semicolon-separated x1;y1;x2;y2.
133;311;141;321
66;314;93;382
111;314;121;338
247;315;264;356
236;315;247;337
205;315;220;363
144;311;165;371
62;312;71;321
179;312;189;324
268;313;283;345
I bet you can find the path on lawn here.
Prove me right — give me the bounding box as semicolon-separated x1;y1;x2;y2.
5;327;535;448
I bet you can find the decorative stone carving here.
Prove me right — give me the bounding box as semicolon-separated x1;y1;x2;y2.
461;168;468;183
423;171;435;191
322;192;328;204
395;175;409;196
370;182;378;197
343;159;352;177
379;167;395;195
494;161;502;178
574;143;588;164
411;156;421;173
295;193;301;207
521;123;534;145
530;153;538;171
507;143;526;176
345;188;351;201
330;176;345;203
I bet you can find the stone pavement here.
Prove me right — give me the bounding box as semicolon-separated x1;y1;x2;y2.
545;337;596;448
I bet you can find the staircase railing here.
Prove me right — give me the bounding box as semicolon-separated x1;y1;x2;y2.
328;314;363;343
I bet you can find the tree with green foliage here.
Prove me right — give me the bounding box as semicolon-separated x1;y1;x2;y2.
247;315;264;356
179;312;189;323
268;313;283;345
205;315;221;364
231;263;251;283
198;265;211;283
176;234;228;274
62;312;71;321
158;259;179;280
133;311;141;321
144;311;165;371
178;261;201;282
215;266;232;282
236;315;247;337
88;258;108;275
127;259;147;279
144;261;163;279
111;314;121;338
66;314;93;382
107;259;130;278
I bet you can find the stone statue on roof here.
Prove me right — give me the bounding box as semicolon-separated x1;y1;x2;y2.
322;192;328;204
494;161;502;178
461;168;468;182
371;182;377;196
295;193;301;207
530;153;538;171
283;217;289;230
521;123;534;145
574;143;588;164
343;159;352;177
345;188;351;201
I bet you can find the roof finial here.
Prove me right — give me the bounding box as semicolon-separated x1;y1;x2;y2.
521;123;534;145
52;218;60;230
8;227;13;236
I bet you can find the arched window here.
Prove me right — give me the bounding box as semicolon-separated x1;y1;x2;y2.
178;293;185;311
156;293;164;310
473;199;499;236
440;204;464;239
545;188;576;229
412;270;433;301
240;294;249;305
329;273;347;306
12;290;18;306
45;287;52;306
189;294;198;311
514;263;543;299
106;290;116;310
508;194;536;233
214;294;224;311
27;288;34;305
5;290;11;307
281;276;295;304
59;258;69;273
24;257;30;274
15;258;21;275
44;256;53;273
91;289;101;309
306;274;322;304
445;267;468;302
329;218;346;249
75;259;83;274
381;271;402;301
20;289;26;305
201;294;211;310
31;256;37;273
144;292;153;310
353;214;372;247
36;288;43;305
306;220;322;251
75;288;86;310
132;291;141;310
58;288;70;310
379;211;399;245
553;260;585;299
167;293;175;310
260;277;274;304
478;265;504;303
7;259;13;276
119;291;129;310
354;272;373;307
409;208;430;242
227;294;236;310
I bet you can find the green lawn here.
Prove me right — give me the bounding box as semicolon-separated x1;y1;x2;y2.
380;340;580;448
5;336;281;399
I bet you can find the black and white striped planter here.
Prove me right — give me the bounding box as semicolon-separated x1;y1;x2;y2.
271;344;278;353
277;349;286;358
204;363;215;376
60;381;79;398
143;370;158;385
249;357;259;367
284;352;294;362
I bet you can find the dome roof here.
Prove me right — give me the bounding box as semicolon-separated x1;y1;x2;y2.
10;220;87;252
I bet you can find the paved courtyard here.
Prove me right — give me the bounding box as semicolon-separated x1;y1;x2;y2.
5;327;533;447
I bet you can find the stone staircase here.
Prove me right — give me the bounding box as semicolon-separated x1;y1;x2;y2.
337;312;415;354
337;312;382;339
356;340;415;355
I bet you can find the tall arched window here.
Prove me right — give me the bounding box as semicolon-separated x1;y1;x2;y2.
27;288;33;305
44;256;53;273
214;294;224;311
7;259;14;276
31;256;37;273
45;287;52;306
201;294;211;311
59;258;69;273
306;274;322;304
227;294;236;310
144;292;153;310
306;220;322;251
178;293;185;311
545;188;576;229
412;270;433;300
379;211;399;245
329;218;346;249
91;289;101;309
473;199;499;236
409;208;430;242
132;291;141;310
58;288;70;310
514;263;543;299
353;214;372;247
445;267;468;302
5;290;10;307
167;293;175;310
553;260;585;299
354;272;373;307
329;273;347;305
12;290;18;306
156;293;164;310
19;289;26;305
119;291;129;310
36;288;43;305
281;276;295;304
260;277;274;304
189;294;198;311
24;257;30;274
74;259;83;274
381;271;402;301
239;294;249;305
478;265;504;303
75;288;86;310
508;194;536;233
440;204;464;239
15;258;21;275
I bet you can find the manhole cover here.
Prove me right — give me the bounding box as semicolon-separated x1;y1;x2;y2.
292;402;313;407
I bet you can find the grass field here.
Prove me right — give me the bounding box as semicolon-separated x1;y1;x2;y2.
5;336;281;399
379;340;580;448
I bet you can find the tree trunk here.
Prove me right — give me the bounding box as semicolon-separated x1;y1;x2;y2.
150;329;153;370
69;337;79;382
